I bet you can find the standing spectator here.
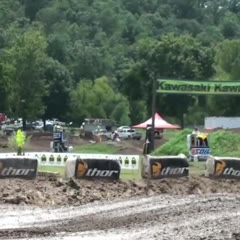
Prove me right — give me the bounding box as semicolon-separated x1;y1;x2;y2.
16;128;25;155
192;127;200;135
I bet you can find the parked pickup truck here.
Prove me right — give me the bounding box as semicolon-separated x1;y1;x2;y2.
117;128;142;140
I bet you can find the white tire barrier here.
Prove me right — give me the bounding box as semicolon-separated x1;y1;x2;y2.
65;157;76;178
0;152;140;171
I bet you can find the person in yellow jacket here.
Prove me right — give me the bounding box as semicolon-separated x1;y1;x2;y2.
16;129;26;155
197;132;208;147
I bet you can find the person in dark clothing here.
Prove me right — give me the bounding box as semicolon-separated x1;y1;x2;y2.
143;125;152;154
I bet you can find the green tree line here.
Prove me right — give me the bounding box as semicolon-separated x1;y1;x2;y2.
1;0;240;127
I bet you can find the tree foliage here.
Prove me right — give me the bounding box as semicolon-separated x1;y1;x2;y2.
2;30;48;121
70;77;130;125
207;39;240;116
0;0;239;126
124;34;215;126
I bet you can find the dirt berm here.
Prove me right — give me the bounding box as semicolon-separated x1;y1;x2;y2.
1;175;240;206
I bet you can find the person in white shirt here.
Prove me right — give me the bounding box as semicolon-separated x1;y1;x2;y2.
192;127;200;135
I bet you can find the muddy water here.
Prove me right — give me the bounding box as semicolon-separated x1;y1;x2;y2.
1;194;240;240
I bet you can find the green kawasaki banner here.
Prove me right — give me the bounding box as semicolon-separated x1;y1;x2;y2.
158;79;240;95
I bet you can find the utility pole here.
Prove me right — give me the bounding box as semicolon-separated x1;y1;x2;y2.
151;75;157;153
146;74;157;194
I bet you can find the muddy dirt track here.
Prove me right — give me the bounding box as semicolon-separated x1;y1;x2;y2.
1;177;240;239
1;194;240;240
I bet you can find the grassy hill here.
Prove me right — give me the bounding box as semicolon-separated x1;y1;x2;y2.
153;129;240;158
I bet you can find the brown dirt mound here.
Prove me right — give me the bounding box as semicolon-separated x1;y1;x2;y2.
1;176;240;207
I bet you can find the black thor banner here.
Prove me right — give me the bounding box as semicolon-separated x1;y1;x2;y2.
0;158;38;179
150;157;189;179
75;159;121;180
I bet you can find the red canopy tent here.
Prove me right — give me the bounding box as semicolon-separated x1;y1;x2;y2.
132;113;181;129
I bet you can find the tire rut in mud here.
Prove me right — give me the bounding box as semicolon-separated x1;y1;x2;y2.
59;194;240;233
1;194;240;239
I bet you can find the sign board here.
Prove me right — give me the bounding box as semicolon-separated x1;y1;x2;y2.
157;79;240;95
190;148;210;156
0;158;38;179
187;133;211;162
149;156;189;179
75;159;121;180
214;158;240;179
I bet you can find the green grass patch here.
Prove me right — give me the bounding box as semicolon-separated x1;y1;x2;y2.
121;169;141;180
153;129;240;158
39;165;65;175
209;130;240;157
153;129;192;156
163;129;181;141
74;143;118;154
189;161;205;176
